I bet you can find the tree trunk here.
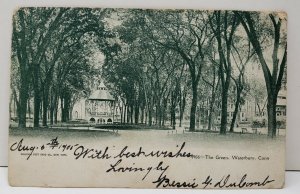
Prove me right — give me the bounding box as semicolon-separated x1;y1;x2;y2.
69;107;73;121
189;84;198;131
130;104;134;124
120;107;124;123
267;95;277;137
207;110;213;130
64;95;70;122
61;97;64;122
162;99;167;127
148;108;152;126
230;89;241;132
15;23;30;128
170;97;174;128
123;105;127;124
42;88;49;126
18;86;28;128
126;105;130;123
9;95;13;121
134;104;139;124
33;90;41;128
27;98;31;119
179;91;186;127
158;101;162;127
42;97;48;126
141;107;144;124
14;71;29;128
50;107;54;125
49;92;56;125
220;87;229;134
171;106;176;129
54;97;58;124
33;63;41;128
144;108;147;125
54;107;58;124
170;108;173;128
155;104;159;125
208;91;216;131
12;92;18;120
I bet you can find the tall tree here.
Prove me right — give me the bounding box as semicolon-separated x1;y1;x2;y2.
209;11;240;134
142;10;210;131
229;36;254;132
237;12;287;137
12;8;109;127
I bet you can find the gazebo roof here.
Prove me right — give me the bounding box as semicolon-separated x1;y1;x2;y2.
88;83;115;101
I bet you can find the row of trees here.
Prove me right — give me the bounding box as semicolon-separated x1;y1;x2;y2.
11;8;111;128
10;8;286;137
102;10;287;137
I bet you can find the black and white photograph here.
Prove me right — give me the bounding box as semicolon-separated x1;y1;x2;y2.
8;7;287;189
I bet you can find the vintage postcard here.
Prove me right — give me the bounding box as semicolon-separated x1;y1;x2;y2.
9;7;287;189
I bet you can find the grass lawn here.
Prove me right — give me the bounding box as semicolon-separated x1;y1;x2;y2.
9;127;118;140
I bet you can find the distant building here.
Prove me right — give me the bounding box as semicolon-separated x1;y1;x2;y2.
276;90;287;121
72;83;121;124
213;87;286;126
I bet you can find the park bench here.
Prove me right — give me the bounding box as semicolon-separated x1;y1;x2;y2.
241;128;248;133
252;128;258;134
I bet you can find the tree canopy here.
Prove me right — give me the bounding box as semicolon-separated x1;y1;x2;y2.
11;8;287;137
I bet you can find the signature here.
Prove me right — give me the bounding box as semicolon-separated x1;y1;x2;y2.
202;174;275;188
152;173;275;189
152;173;198;188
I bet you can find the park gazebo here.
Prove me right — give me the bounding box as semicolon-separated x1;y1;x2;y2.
85;82;115;124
